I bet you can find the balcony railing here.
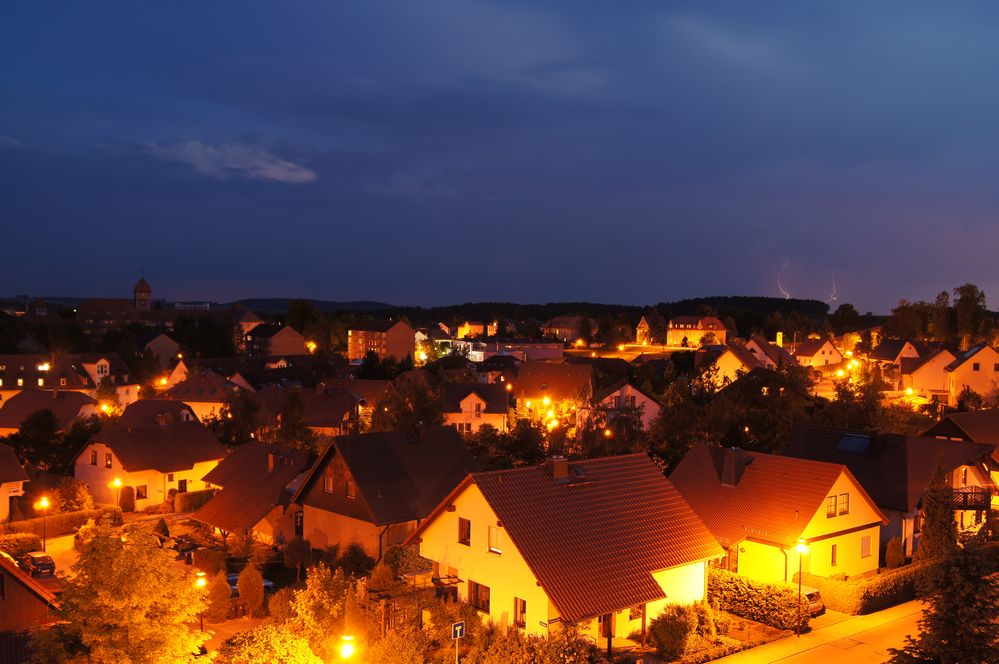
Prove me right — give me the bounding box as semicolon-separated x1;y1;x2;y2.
951;487;992;511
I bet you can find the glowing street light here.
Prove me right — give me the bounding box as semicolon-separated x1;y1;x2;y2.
158;377;168;387
339;634;356;659
109;477;122;508
194;571;207;631
795;538;809;636
603;428;613;438
306;340;318;354
34;496;50;551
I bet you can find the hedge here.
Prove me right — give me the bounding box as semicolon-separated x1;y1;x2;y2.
175;489;216;514
2;507;123;538
707;568;809;631
680;636;772;664
0;533;43;557
794;564;924;615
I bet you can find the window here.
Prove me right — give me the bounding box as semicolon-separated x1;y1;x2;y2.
37;378;44;387
178;479;188;493
474;402;482;418
861;535;872;558
136;485;148;500
458;518;471;546
167;473;174;482
994;363;999;373
104;452;112;469
629;604;645;621
468;580;490;613
838;493;850;516
961;467;968;486
97;363;109;376
831;543;838;567
60;378;66;386
514;597;527;628
346;478;356;500
16;378;22;387
488;526;502;554
89;450;97;466
324;469;334;493
973;362;981;371
914;511;923;534
826;496;837;518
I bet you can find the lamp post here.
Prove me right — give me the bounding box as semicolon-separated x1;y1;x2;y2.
34;497;50;551
795;538;809;636
339;634;356;660
194;571;207;632
110;478;122;508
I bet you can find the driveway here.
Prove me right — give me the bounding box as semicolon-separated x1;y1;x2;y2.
716;601;924;663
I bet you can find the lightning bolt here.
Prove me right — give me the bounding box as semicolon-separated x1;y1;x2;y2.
826;277;838;304
777;261;791;300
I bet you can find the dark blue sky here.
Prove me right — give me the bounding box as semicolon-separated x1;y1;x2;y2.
4;1;999;312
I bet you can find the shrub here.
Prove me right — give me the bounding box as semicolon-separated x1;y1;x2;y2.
679;636;769;664
152;517;170;541
708;568;809;631
337;543;374;577
368;561;395;593
238;565;265;616
283;537;312;581
795;564;927;614
649;604;699;660
268;588;296;623
119;486;135;513
193;548;227;575
886;537;905;569
228;531;254;559
175;489;216;513
205;572;233;623
2;507;122;538
55;477;94;513
0;533;42;557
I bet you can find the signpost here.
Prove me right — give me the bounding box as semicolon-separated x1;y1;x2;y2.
452;621;465;663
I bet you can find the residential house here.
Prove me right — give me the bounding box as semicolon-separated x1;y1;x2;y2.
514;362;593;429
258;386;361;438
74;421;227;509
785;424;996;557
456;339;564;362
195;443;314;545
139;331;180;369
244;324;308;358
870;340;922;369
119;399;197;427
347;320;415;362
923;410;999;508
0;353;139;406
945;343;999;407
0;390;97;437
0;445;28;523
791;339;843;368
591;380;661;429
542;316;597;343
293;426;476;559
406;454;722;641
0;555;58;631
474;355;520;385
457;321;497;339
671;445;887;584
697;341;763;386
164;372;244;421
666;317;727;348
442;383;510;435
901;348;957;399
165;357;255;391
234;308;264;351
744;335;797;369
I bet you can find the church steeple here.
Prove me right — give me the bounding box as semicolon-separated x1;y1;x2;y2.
133;274;152;311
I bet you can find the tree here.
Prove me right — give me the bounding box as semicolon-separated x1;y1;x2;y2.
888;544;999;663
30;524;208;663
828;303;861;334
276;391;315;451
284;536;312;582
929;291;952;342
55;477;94;513
369;374;445;432
953;283;989;349
366;625;431;664
914;464;958;563
206;572;233;623
237;565;265;617
885;536;905;569
290;562;351;659
216;624;321;664
209;390;264;448
95;376;122;417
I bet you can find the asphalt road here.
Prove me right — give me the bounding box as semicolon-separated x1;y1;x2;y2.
717;601;924;664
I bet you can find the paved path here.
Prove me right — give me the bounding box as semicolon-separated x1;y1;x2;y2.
716;601;924;664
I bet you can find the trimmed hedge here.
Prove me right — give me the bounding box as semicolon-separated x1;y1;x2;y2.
680;636;771;664
795;565;924;615
0;533;43;557
2;507;122;538
707;568;809;631
175;489;216;514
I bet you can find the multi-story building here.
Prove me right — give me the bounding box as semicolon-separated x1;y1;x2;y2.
347;320;415;362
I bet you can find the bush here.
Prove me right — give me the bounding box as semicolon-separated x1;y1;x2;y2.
368;561;396;593
795;564;926;615
238;565;265;616
175;489;216;513
55;477;94;513
2;507;122;538
119;486;135;513
649;604;698;660
283;537;312;581
886;537;905;569
337;543;374;577
193;548;227;575
205;572;233;623
708;568;809;631
268;587;296;623
0;533;43;557
164;488;177;513
679;636;769;664
152;517;170;541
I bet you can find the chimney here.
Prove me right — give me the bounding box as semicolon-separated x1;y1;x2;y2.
775;331;784;348
52;388;58;400
547;456;569;482
721;448;746;487
267;452;275;472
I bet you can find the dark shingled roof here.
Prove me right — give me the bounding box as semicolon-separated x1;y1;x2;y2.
0;443;29;484
257;386;359;428
441;383;509;415
350;320;400;333
319;378;393;405
196;443;314;533
514;362;592;401
670;444;885;548
120;399;197;427
164;372;240;403
792;338;834;358
0;390;96;430
923;409;999;445
786;423;996;513
83;422;227;473
296;426;477;526
412;454;722;623
945;343;990;371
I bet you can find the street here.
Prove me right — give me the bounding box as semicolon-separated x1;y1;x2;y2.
717;601;923;664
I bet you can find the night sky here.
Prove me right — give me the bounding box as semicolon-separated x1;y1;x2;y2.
4;2;999;312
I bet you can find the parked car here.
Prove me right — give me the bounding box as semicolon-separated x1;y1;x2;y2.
18;551;56;576
801;585;826;617
171;535;201;561
226;572;275;597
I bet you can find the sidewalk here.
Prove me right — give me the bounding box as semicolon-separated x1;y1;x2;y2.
716;601;924;663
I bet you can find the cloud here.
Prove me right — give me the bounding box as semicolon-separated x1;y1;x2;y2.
666;16;799;75
0;135;23;149
146;140;316;183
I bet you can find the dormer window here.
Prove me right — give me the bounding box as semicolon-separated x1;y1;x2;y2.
345;478;356;500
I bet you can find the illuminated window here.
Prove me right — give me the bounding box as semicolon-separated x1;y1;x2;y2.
104;452;112;469
961;467;968;486
458;518;471;546
487;526;502;554
514;597;527;627
468;580;490;613
838;493;850;516
629;604;645;621
831;543;838;567
89;450;97;466
37;378;43;387
861;535;872;558
16;379;22;387
826;496;837;518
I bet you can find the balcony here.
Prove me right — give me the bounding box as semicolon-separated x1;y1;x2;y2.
951;487;992;511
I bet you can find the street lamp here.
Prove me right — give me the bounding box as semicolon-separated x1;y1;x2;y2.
34;496;50;551
339;634;356;660
795;538;809;636
194;571;207;632
110;477;122;508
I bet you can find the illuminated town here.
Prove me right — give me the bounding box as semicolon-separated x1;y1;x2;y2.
3;3;999;663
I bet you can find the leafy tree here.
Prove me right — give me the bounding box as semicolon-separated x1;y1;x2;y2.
337;543;374;577
95;376;121;417
828;303;861;334
284;536;312;581
215;624;321;664
209;390;265;448
367;560;396;593
276;391;315;451
237;565;265;617
914;464;958;563
885;536;905;569
290;563;351;659
888;544;999;663
6;409;60;471
953;283;989;349
929;291;952;342
206;571;233;623
370;374;445;432
366;625;431;664
268;587;296;623
55;476;94;513
30;524;208;663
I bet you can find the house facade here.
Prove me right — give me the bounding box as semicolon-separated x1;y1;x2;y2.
0;556;58;631
0;445;28;523
442;383;509;434
666;317;727;348
792;339;843;368
347;320;415;362
946;344;999;406
245;324;307;358
591;381;661;430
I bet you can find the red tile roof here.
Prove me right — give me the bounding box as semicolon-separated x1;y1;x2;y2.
83;421;227;473
0;390;96;430
411;454;722;623
0;443;29;484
